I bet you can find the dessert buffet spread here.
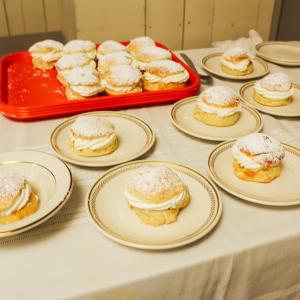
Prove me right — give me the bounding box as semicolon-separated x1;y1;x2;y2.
1;37;300;251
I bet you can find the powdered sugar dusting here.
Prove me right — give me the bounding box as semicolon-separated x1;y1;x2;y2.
135;46;171;61
107;65;141;85
71;116;115;137
29;40;63;52
64;67;99;86
201;86;240;105
260;72;292;91
56;54;92;70
129;36;155;47
97;40;127;55
233;133;285;165
126;166;184;196
145;60;185;74
98;52;134;66
64;40;95;52
0;173;25;200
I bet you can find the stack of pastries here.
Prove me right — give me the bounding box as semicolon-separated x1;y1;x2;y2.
28;36;190;100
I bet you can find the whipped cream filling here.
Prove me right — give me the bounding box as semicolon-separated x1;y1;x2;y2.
254;81;294;100
232;146;262;170
64;51;96;60
70;85;102;97
143;70;189;84
221;58;250;71
0;183;31;217
70;133;116;150
31;52;61;62
197;96;242;117
102;79;137;92
125;189;186;211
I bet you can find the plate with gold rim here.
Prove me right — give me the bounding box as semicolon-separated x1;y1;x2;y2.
86;160;222;250
208;140;300;206
240;81;300;117
255;41;300;66
0;150;73;237
50;111;155;167
171;97;263;141
201;53;269;80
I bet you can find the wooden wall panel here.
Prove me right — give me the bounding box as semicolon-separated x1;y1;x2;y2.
146;0;184;50
211;0;261;43
183;0;214;49
256;0;275;40
4;0;25;35
21;0;46;34
0;0;8;37
61;0;76;40
44;0;61;32
74;0;145;42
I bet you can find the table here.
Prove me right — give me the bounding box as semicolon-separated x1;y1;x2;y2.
1;48;300;300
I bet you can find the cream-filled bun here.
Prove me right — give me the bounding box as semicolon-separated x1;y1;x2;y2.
102;65;142;95
0;173;38;224
143;60;189;91
232;133;285;183
134;46;172;70
63;40;96;59
97;52;138;75
221;47;253;76
96;40;127;59
55;53;96;86
253;72;294;106
125;166;190;226
194;86;242;126
29;40;63;70
127;36;155;55
69;115;118;157
64;67;103;100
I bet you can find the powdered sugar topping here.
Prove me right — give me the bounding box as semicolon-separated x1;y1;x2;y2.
29;40;63;52
107;65;141;85
56;53;93;70
200;86;240;105
135;46;171;61
145;60;185;75
129;36;155;47
98;52;133;65
71;116;115;137
126;166;184;196
64;67;99;86
222;47;250;59
259;72;292;91
97;40;127;55
0;173;25;200
64;40;95;52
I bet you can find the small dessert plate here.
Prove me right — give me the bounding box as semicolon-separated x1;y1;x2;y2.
0;151;72;237
170;97;263;141
208;140;300;206
240;82;300;117
50;111;155;167
255;41;300;66
201;53;269;80
86;160;222;250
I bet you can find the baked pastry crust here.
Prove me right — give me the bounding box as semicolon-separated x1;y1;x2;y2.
32;57;55;70
253;90;292;107
105;85;142;95
143;80;186;91
221;62;253;76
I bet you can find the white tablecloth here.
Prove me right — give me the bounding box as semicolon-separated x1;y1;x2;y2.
1;48;300;300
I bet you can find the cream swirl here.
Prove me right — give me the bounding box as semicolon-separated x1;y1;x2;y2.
232;146;262;170
221;58;250;71
125;189;186;211
254;81;294;100
0;183;31;217
70;133;116;150
102;79;137;93
143;70;189;84
197;96;242;116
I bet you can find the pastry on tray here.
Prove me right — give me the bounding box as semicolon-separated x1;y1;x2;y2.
134;46;172;70
29;39;63;70
194;86;242;126
253;72;294;107
63;40;96;60
125;166;190;226
55;53;96;86
96;40;127;59
64;67;103;100
232;133;285;183
142;60;189;91
102;65;142;95
97;52;138;76
0;173;39;225
127;36;156;55
69;115;118;157
221;47;253;76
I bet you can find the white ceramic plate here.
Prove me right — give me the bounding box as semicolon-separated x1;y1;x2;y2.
240;82;300;117
255;41;300;66
50;111;155;167
201;53;269;80
208;140;300;206
171;97;263;141
0;151;73;237
86;160;222;250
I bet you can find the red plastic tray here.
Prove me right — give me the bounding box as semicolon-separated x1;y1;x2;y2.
0;42;200;121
